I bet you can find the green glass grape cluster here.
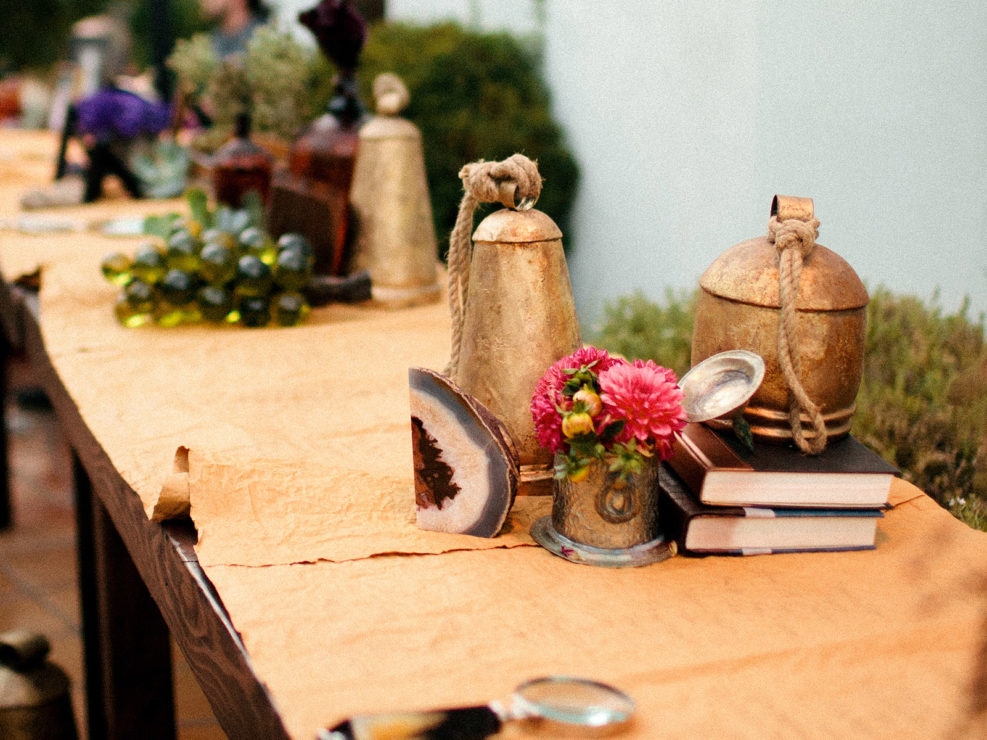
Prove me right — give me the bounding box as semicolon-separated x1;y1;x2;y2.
101;193;313;329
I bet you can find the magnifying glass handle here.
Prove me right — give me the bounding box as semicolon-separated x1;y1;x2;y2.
319;705;502;740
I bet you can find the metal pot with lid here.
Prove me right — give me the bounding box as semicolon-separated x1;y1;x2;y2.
691;195;868;452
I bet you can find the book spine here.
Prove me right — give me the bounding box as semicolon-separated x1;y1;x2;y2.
668;433;709;498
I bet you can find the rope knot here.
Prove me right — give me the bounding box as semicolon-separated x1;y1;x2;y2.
459;154;542;210
768;215;820;259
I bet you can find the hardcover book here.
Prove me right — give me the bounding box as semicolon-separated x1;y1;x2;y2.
658;465;884;555
668;422;899;509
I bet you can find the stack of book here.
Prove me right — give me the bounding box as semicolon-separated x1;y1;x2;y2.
659;423;899;556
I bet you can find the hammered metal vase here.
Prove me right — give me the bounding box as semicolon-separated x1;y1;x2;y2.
552;457;660;550
691;195;868;445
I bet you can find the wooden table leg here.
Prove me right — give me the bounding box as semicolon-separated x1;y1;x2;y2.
74;453;177;739
0;332;11;530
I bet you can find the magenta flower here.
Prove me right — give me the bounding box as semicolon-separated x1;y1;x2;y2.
598;360;686;459
531;346;686;481
530;346;620;452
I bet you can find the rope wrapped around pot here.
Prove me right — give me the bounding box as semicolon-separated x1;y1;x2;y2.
445;154;543;376
768;213;828;454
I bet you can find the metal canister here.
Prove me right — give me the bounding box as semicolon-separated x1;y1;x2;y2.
453;205;582;471
0;631;78;739
691;196;868;445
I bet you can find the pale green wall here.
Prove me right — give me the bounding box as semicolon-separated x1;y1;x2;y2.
348;0;987;324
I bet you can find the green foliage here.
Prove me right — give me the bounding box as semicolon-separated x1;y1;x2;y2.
168;27;332;150
359;21;579;253
0;0;207;75
853;288;987;526
591;287;987;531
0;0;104;73
592;289;696;377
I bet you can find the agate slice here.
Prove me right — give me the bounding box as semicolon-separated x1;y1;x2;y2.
409;368;519;537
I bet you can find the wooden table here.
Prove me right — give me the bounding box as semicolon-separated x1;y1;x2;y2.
0;283;290;739
2;130;985;740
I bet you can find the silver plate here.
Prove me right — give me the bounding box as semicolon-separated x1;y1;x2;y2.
679;349;765;423
531;516;676;568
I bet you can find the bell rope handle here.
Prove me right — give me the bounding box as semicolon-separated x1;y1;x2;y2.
767;195;828;454
445;154;543;377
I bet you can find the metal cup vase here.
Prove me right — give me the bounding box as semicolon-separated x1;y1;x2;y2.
530;456;675;567
552;456;660;549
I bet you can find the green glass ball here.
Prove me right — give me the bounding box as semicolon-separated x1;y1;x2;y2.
165;230;201;272
276;233;314;267
197;285;235;323
131;243;167;285
200;227;235;251
237;295;271;327
273;292;311;327
273;247;313;291
124;279;157;313
234;255;273;297
198;242;237;285
101;252;132;286
159;269;198;306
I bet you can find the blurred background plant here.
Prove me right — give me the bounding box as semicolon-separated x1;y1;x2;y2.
359;20;578;252
593;286;987;531
168;17;578;255
0;0;207;75
167;25;333;151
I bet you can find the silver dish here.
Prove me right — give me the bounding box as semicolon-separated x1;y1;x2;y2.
679;349;765;423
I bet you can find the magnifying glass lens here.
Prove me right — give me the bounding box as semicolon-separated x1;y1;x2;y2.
514;677;634;728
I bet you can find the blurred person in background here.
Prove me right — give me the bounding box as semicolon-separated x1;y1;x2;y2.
201;0;271;58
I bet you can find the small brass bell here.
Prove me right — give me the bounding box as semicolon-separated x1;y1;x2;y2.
0;631;78;739
347;74;441;307
446;155;581;487
691;195;868;453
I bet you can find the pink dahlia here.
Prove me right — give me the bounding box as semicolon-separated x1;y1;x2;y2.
530;346;621;453
597;359;687;458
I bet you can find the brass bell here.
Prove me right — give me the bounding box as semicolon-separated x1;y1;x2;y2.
446;155;581;486
347;74;441;307
0;631;78;739
691;195;868;452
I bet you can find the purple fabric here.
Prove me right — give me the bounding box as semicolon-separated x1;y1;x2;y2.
75;88;170;141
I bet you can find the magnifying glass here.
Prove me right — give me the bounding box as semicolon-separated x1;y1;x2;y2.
318;676;634;740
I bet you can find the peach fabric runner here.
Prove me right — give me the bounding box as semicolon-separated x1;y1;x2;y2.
2;130;985;739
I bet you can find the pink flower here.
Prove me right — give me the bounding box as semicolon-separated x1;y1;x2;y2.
598;359;687;459
530;347;621;452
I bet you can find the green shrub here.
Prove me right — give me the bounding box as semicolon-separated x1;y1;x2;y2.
359;21;579;253
592;287;987;530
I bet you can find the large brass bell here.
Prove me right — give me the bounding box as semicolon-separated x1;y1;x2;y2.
691;195;868;452
0;631;78;739
446;155;581;487
347;74;441;307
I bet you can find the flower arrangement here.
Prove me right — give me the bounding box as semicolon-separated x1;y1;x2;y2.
530;347;687;483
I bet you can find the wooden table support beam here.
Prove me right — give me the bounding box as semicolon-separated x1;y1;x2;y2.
74;452;176;739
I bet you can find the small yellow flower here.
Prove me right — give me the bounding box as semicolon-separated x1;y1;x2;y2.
562;411;594;438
